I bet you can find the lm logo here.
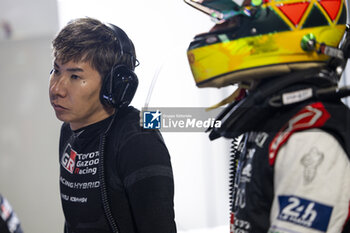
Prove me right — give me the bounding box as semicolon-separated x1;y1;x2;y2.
278;195;333;232
143;110;161;129
61;144;77;174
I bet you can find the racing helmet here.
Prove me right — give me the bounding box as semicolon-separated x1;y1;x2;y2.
186;0;347;88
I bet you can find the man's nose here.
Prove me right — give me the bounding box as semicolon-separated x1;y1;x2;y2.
49;74;68;98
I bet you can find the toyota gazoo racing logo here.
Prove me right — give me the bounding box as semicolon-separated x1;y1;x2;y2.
61;144;77;174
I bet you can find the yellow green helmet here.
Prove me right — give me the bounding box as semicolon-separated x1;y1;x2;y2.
186;0;347;88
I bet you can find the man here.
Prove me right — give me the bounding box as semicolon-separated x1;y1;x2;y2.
185;0;350;232
49;17;176;233
0;194;23;233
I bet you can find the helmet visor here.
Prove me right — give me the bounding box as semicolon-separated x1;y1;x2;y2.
184;0;246;22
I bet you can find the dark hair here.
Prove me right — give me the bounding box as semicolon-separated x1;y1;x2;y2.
52;17;137;79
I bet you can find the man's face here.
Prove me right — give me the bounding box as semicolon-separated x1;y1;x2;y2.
49;59;111;130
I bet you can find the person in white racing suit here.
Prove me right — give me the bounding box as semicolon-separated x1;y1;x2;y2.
184;0;350;232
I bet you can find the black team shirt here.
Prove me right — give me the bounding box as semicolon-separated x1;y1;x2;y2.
59;107;176;233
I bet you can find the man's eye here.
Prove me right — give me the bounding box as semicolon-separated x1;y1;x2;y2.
71;75;79;80
50;68;59;75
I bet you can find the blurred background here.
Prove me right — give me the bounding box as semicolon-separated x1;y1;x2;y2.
0;0;349;233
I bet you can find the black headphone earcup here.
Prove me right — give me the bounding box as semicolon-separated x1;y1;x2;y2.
100;65;138;108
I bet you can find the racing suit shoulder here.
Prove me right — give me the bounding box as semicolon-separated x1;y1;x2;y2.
270;129;350;233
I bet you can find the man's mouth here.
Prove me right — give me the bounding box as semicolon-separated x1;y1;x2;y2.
52;103;68;111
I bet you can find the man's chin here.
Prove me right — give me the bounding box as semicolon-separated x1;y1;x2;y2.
54;112;70;123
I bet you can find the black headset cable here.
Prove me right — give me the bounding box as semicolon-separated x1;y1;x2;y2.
98;110;119;233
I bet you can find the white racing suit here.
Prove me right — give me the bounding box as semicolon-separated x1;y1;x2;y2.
230;101;350;233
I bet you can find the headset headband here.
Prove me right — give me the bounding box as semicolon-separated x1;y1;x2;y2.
105;23;136;70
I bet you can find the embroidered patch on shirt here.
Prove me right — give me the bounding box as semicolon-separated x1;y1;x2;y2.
300;147;324;185
61;144;77;174
277;195;333;232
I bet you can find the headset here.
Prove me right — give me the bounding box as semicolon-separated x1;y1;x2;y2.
100;23;139;109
